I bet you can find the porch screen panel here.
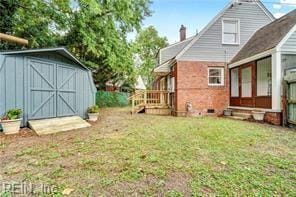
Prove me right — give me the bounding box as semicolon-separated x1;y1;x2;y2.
231;68;239;97
257;57;272;96
241;67;252;97
171;77;175;93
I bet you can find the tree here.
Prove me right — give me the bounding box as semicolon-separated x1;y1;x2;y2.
62;0;151;89
0;0;152;90
133;26;168;87
0;0;70;49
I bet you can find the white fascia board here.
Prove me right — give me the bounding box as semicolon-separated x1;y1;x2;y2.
228;48;275;68
256;1;275;21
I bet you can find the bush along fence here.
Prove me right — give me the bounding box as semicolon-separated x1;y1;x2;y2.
96;91;130;107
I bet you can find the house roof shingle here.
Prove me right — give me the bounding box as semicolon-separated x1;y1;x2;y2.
230;9;296;64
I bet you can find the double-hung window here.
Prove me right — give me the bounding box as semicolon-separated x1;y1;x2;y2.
208;67;224;86
222;18;240;45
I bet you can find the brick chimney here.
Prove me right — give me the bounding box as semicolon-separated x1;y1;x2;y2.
179;25;186;41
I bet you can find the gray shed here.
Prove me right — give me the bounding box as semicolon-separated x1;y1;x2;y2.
0;48;97;127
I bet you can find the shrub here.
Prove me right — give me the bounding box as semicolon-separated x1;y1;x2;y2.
87;105;99;113
2;109;22;120
96;91;129;108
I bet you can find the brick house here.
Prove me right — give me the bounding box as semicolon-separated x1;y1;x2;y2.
153;0;275;117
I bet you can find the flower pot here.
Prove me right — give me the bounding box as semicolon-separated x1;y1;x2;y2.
1;119;22;134
252;111;265;121
88;113;99;122
224;109;232;116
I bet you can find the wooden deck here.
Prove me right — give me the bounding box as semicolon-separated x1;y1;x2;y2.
130;90;171;115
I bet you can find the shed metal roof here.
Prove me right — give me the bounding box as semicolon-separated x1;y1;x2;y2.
0;47;89;70
230;9;296;64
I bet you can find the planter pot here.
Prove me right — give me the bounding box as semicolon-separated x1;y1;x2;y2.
1;119;21;134
224;109;232;116
88;113;99;122
252;111;265;121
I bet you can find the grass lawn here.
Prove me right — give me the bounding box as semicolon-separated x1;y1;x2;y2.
0;108;295;196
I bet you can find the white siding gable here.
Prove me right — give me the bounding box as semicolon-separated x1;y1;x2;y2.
179;2;273;63
281;30;296;52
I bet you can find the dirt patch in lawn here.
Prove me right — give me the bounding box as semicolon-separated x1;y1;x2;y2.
164;172;192;195
104;172;191;196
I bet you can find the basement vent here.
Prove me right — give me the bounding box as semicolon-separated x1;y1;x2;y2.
207;109;215;114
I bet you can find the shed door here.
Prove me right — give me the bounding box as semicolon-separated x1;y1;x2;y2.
28;59;57;119
28;59;77;120
56;64;77;117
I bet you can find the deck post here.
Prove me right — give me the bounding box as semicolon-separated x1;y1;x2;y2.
132;97;135;114
144;90;147;105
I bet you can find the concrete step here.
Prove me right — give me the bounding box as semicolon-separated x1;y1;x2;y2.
231;112;252;119
226;116;247;121
28;116;91;135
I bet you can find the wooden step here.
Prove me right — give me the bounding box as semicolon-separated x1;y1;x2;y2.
28;116;91;135
135;106;145;113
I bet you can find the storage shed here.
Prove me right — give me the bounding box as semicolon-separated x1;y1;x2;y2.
0;48;97;127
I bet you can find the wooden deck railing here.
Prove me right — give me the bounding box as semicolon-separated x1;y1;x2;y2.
130;90;170;113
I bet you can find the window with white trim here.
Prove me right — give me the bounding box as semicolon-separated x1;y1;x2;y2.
208;67;224;86
222;19;240;45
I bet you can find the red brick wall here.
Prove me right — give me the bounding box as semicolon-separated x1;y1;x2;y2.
175;61;229;116
264;112;282;126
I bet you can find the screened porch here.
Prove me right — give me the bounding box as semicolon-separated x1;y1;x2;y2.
230;56;272;109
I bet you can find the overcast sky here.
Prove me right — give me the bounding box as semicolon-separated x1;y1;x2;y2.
133;0;296;44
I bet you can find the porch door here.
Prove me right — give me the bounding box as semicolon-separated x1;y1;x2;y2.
240;64;254;107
